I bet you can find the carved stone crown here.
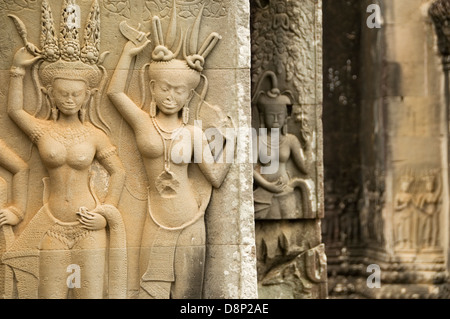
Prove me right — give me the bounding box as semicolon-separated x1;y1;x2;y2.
399;174;414;184
421;169;438;182
40;60;101;89
39;0;102;87
150;1;221;73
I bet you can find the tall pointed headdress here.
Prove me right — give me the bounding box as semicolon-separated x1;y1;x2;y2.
9;0;110;131
39;0;103;88
150;1;222;73
252;70;294;111
132;1;222;121
252;71;295;133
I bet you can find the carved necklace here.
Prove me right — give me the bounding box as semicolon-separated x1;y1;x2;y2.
151;116;186;198
258;134;287;167
259;133;285;148
48;123;91;148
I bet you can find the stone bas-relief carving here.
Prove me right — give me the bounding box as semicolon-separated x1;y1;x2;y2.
0;0;255;300
143;0;229;20
107;4;233;299
252;71;314;220
0;141;29;298
102;0;230;21
0;141;29;229
103;0;131;18
3;0;127;299
250;0;326;299
255;221;327;299
0;0;38;11
323;0;450;299
251;0;318;104
394;169;442;252
416;172;442;249
393;173;415;249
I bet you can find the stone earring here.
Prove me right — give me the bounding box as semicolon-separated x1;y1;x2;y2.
46;93;58;122
182;105;189;125
150;100;157;118
80;107;86;123
282;123;288;135
51;106;58;122
80;96;90;123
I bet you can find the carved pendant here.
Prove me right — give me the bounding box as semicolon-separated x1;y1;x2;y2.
155;170;180;198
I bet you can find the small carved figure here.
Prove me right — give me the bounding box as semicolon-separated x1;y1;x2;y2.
252;71;312;220
323;181;340;242
108;4;232;299
4;0;127;299
415;171;442;249
273;2;289;30
339;187;361;245
393;173;415;249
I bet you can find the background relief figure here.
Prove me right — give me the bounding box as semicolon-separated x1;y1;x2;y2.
252;71;312;220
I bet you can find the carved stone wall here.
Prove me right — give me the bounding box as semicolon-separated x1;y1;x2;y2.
0;0;257;299
250;0;326;299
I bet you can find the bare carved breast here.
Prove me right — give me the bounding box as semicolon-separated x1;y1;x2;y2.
135;123;192;168
37;124;96;171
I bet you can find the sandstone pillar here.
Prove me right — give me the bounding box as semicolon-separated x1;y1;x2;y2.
326;0;449;298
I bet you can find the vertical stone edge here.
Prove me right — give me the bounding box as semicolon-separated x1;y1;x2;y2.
315;0;325;221
315;0;328;298
202;0;258;299
236;0;258;299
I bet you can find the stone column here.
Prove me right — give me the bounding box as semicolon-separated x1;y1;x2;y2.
250;0;327;299
334;0;449;298
429;0;450;293
429;1;450;111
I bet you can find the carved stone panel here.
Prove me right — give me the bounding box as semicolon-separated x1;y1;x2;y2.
393;168;443;253
251;0;326;299
251;0;323;221
0;0;256;299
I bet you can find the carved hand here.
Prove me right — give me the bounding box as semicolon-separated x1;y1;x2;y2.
267;180;288;194
77;207;107;231
0;207;21;226
123;38;151;58
12;47;42;69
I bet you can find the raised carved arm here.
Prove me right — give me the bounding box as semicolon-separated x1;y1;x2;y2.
289;134;308;174
8;47;44;141
79;132;126;231
107;25;150;131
